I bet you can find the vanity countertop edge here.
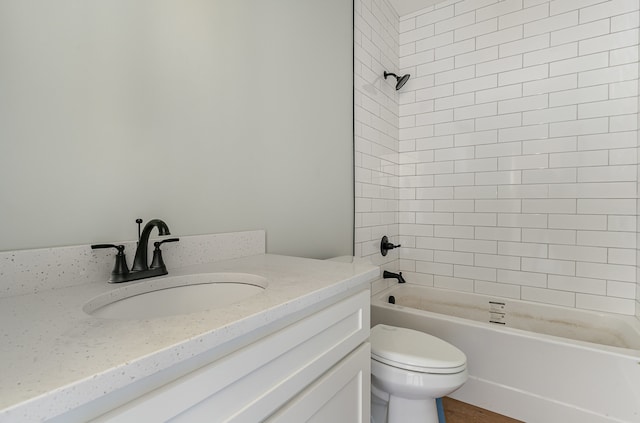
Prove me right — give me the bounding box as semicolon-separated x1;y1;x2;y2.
0;253;379;422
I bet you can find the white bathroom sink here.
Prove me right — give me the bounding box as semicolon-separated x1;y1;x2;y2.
84;273;268;320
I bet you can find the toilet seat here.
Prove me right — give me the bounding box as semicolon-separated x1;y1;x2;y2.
371;324;466;374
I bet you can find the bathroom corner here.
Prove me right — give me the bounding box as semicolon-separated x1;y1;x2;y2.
354;0;403;296
636;29;640;322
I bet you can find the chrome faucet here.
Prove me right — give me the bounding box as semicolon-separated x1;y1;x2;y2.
91;218;179;283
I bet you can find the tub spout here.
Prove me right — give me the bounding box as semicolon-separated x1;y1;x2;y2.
383;270;406;284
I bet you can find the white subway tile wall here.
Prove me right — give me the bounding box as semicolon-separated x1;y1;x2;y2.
394;0;639;315
636;17;639;320
355;0;401;290
355;0;639;315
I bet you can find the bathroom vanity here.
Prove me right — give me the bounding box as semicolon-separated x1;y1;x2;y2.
89;288;371;422
0;231;378;422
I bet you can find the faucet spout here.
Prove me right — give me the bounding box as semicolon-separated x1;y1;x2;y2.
131;219;171;272
383;270;406;284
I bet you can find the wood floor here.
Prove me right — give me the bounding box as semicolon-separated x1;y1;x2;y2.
442;397;524;423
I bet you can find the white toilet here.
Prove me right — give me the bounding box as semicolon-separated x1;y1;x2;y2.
370;324;468;423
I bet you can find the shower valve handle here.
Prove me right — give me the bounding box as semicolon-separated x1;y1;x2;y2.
380;236;401;256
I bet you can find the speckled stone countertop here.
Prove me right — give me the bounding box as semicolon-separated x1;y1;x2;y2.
0;254;378;422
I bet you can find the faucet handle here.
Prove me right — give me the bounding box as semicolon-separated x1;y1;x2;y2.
91;244;125;253
150;238;179;270
155;238;180;247
380;236;402;256
91;244;130;282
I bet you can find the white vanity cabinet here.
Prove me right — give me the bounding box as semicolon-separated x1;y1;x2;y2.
90;289;371;423
268;343;370;422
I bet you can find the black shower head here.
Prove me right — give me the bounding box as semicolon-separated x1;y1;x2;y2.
384;71;410;90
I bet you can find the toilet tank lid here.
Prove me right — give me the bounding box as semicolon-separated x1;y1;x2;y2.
370;324;466;371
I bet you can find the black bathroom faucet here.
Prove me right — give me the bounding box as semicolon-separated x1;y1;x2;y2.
91;218;179;283
131;219;171;272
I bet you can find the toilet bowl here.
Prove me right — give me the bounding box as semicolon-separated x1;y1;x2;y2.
370;324;468;423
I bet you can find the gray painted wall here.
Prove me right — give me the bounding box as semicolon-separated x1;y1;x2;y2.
0;0;353;258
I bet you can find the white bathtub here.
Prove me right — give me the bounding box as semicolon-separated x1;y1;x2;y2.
371;284;640;423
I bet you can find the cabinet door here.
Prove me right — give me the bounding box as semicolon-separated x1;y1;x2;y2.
90;290;370;423
268;342;370;423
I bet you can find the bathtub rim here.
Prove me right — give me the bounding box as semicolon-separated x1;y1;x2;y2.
373;283;640;358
